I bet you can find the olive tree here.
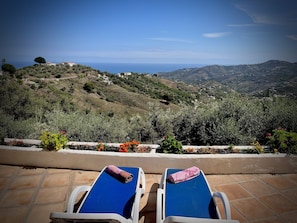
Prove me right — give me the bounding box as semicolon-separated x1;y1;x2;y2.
34;56;46;65
1;63;16;75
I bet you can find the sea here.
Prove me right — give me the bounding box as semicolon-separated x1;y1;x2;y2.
12;61;204;74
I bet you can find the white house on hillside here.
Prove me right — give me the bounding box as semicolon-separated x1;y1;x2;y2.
117;72;132;77
46;62;56;66
60;62;75;67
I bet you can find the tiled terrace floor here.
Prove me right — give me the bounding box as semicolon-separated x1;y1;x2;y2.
0;164;296;223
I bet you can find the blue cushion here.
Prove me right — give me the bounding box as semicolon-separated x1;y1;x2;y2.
165;169;219;219
79;167;139;219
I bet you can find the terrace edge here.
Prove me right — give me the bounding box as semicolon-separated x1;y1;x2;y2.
0;145;296;174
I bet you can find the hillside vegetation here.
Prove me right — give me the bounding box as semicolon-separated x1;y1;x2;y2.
159;60;297;97
1;61;297;147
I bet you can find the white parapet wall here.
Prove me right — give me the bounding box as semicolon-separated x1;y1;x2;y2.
0;145;296;174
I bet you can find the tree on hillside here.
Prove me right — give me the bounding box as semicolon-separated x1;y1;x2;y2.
2;63;16;75
34;56;46;65
83;82;95;93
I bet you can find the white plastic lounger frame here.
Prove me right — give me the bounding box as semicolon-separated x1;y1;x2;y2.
157;168;239;223
50;166;146;223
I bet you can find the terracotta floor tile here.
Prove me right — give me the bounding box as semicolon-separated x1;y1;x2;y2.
281;210;297;223
139;210;155;223
47;168;71;174
41;172;71;188
255;174;273;179
145;174;159;193
240;180;277;197
0;189;35;207
216;200;246;221
214;183;251;201
9;175;42;190
282;188;297;204
0;178;10;191
0;164;296;223
285;174;297;184
0;206;28;223
145;175;159;193
0;165;19;178
232;198;275;221
73;171;98;185
251;216;287;223
26;203;65;223
229;204;248;223
259;193;297;214
261;175;296;191
35;187;68;204
140;192;157;212
18;167;45;176
230;174;257;182
206;175;238;188
215;201;226;219
154;174;162;182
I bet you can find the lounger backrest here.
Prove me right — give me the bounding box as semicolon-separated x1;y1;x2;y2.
165;169;219;219
78;167;139;219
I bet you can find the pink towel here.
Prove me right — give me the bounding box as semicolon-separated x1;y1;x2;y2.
106;165;133;183
168;166;200;183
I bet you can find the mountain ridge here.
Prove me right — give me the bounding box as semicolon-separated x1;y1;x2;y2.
159;60;297;97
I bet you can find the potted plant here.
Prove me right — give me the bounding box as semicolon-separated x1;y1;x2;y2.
39;131;68;151
158;134;183;154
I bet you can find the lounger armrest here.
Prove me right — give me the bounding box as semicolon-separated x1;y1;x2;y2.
130;187;142;223
213;192;231;220
156;188;165;223
66;185;91;213
139;167;146;194
50;212;130;223
164;216;239;223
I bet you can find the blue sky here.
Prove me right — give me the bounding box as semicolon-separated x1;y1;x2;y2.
1;0;297;65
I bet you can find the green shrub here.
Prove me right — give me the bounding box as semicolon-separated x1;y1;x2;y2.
159;134;183;154
267;129;297;154
83;82;95;93
2;63;16;75
39;131;68;151
251;141;264;154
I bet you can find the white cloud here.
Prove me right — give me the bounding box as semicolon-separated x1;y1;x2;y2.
228;23;261;28
149;37;193;43
234;2;296;25
235;3;274;24
287;35;297;41
202;32;231;38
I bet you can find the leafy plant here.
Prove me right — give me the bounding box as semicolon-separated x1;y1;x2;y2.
251;141;264;154
159;134;183;154
39;131;68;151
83;82;95;93
267;129;297;154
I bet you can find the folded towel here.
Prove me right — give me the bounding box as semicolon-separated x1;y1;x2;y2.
106;165;134;183
168;166;200;183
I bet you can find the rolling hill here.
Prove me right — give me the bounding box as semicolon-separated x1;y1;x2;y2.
159;60;297;97
2;60;296;121
1;63;203;118
2;61;297;143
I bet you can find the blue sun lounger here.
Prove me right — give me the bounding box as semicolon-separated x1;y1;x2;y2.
50;166;146;223
157;168;239;223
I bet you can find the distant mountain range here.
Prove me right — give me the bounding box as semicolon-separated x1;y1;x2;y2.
159;60;297;97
